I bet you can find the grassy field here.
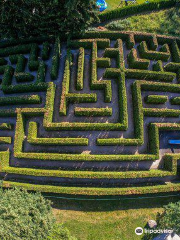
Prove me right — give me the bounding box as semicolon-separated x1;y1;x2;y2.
106;0;146;10
49;195;179;240
105;8;180;37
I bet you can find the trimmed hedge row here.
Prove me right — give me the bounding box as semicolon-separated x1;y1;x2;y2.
138;41;170;61
50;37;60;80
28;43;39;71
171;40;180;63
125;69;175;82
0;95;41;106
145;95;168;104
99;0;177;22
170;97;180;105
0;123;12;130
36;62;46;83
15;55;26;73
76;47;84;90
144;108;180;117
0;137;11;144
2;82;48;94
42;42;51;61
28;122;88;146
15;72;34;82
0;44;31;57
74;107;112;117
127;48;150;70
2;181;180;196
0;156;175;179
152;61;163;72
69;39;110;49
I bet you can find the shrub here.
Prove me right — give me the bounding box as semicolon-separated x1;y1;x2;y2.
50;38;60;80
74;107;112;116
42;42;51;61
76;47;84;90
0;187;55;240
0;95;41;105
145;95;168;104
170;97;180;105
47;224;77;240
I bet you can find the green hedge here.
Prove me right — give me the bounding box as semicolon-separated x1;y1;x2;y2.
2;181;180;196
74;107;112;117
50;37;60;80
126;69;175;82
15;55;26;73
28;122;88;146
76;47;84;90
153;60;163;72
0;123;12;130
0;44;31;57
127;48;150;70
0;95;41;105
15;72;34;82
42;41;50;60
171;40;180;63
145;95;168;104
36;62;46;83
28;43;39;71
170;97;180;105
138;41;170;61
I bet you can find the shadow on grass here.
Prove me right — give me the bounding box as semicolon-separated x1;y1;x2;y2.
45;193;180;212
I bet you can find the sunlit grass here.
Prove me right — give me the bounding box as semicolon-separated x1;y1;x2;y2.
105;8;180;37
51;196;179;240
106;0;148;10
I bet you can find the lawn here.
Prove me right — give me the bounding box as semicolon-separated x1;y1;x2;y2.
50;195;180;240
106;0;147;10
105;7;180;37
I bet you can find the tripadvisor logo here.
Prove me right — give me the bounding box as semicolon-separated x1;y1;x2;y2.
135;227;144;235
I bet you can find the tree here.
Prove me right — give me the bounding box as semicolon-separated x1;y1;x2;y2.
0;0;98;39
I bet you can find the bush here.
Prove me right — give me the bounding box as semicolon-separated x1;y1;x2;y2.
145;95;168;104
47;224;77;240
0;187;54;240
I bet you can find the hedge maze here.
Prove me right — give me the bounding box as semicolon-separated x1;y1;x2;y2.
0;31;180;196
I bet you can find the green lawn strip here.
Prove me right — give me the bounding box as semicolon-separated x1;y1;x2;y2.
105;8;180;37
